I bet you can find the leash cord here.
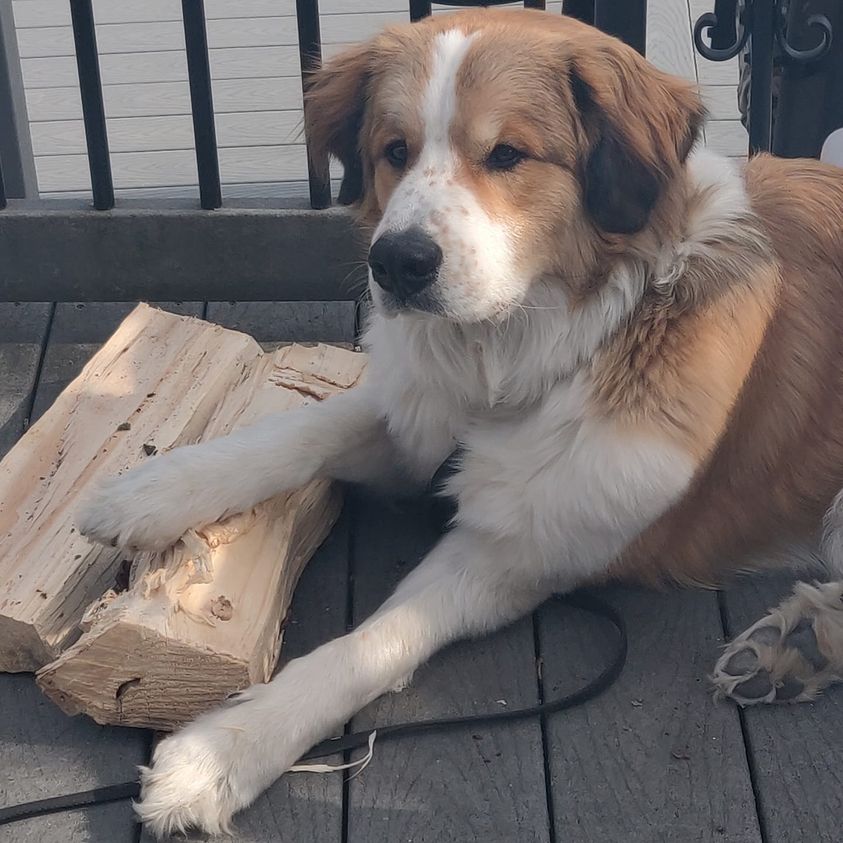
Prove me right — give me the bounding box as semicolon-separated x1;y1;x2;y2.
0;590;626;828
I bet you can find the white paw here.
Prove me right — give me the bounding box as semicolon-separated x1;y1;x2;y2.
136;688;302;838
78;450;220;551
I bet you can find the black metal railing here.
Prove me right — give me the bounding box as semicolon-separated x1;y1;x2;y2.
693;0;836;156
296;0;331;209
182;0;222;210
69;0;114;210
0;0;650;213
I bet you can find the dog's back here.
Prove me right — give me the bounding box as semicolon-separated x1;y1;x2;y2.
619;156;843;586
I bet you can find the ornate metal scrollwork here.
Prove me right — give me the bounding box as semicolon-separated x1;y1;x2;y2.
694;1;833;65
775;10;833;63
694;8;749;62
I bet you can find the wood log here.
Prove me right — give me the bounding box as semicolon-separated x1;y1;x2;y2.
0;304;260;671
0;304;366;729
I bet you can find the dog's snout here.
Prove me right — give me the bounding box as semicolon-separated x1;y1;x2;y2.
368;228;443;299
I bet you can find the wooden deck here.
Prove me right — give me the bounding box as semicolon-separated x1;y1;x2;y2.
10;0;747;200
2;301;842;843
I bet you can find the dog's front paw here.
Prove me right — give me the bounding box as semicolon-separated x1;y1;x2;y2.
136;688;302;838
78;451;219;551
137;729;243;838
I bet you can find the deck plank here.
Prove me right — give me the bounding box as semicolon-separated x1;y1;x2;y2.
141;299;359;842
29;301;203;421
345;495;552;843
139;515;351;843
723;575;843;843
205;301;357;348
0;304;209;843
0;303;51;459
538;587;762;842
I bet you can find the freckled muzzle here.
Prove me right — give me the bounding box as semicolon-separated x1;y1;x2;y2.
368;226;443;302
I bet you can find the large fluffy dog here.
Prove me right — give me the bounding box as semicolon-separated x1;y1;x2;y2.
78;8;843;836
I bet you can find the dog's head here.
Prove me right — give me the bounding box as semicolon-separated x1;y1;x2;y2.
306;9;705;322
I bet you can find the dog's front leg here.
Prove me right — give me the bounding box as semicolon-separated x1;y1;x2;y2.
135;527;550;838
78;384;435;552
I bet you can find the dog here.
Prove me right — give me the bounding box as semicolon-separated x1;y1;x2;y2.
77;8;843;837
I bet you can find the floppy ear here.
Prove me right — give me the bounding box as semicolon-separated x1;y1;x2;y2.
570;46;707;234
304;43;372;205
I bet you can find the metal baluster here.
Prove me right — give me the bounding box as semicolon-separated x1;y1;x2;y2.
410;0;433;22
70;0;114;210
182;0;222;209
297;0;332;209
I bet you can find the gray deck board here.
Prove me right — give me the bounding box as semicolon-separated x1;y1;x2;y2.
165;299;359;843
29;301;203;420
538;587;761;842
723;575;843;843
0;303;204;843
205;300;357;347
141;514;352;843
0;302;51;458
346;495;552;843
7;299;842;843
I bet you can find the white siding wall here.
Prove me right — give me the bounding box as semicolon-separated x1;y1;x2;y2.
11;0;738;200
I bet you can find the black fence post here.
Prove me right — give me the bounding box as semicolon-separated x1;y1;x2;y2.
747;0;775;154
69;0;114;210
182;0;222;210
297;0;332;209
410;0;433;22
563;0;595;24
594;0;647;54
773;0;841;159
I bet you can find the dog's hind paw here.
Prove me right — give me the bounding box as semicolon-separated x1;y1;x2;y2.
712;581;843;705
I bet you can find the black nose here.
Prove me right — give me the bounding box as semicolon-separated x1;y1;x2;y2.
368;227;443;299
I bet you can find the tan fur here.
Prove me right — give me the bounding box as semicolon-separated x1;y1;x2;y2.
307;9;843;589
592;262;779;462
617;156;843;586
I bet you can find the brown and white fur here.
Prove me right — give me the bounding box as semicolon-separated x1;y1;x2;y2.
76;9;843;837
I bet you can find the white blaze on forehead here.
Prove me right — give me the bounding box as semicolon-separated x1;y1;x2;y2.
372;26;521;322
422;28;476;154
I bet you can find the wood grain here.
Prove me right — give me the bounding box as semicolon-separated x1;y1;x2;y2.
0;302;161;843
206;301;358;347
538;587;762;842
138;299;359;842
345;494;552;843
723;575;843;843
1;305;231;671
33;326;361;728
0;303;51;459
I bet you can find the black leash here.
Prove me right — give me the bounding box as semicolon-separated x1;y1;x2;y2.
0;590;626;828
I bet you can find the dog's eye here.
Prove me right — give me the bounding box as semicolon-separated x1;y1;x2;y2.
486;144;525;171
384;140;408;168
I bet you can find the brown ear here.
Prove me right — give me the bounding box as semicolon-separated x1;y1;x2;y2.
571;46;706;234
304;43;373;205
